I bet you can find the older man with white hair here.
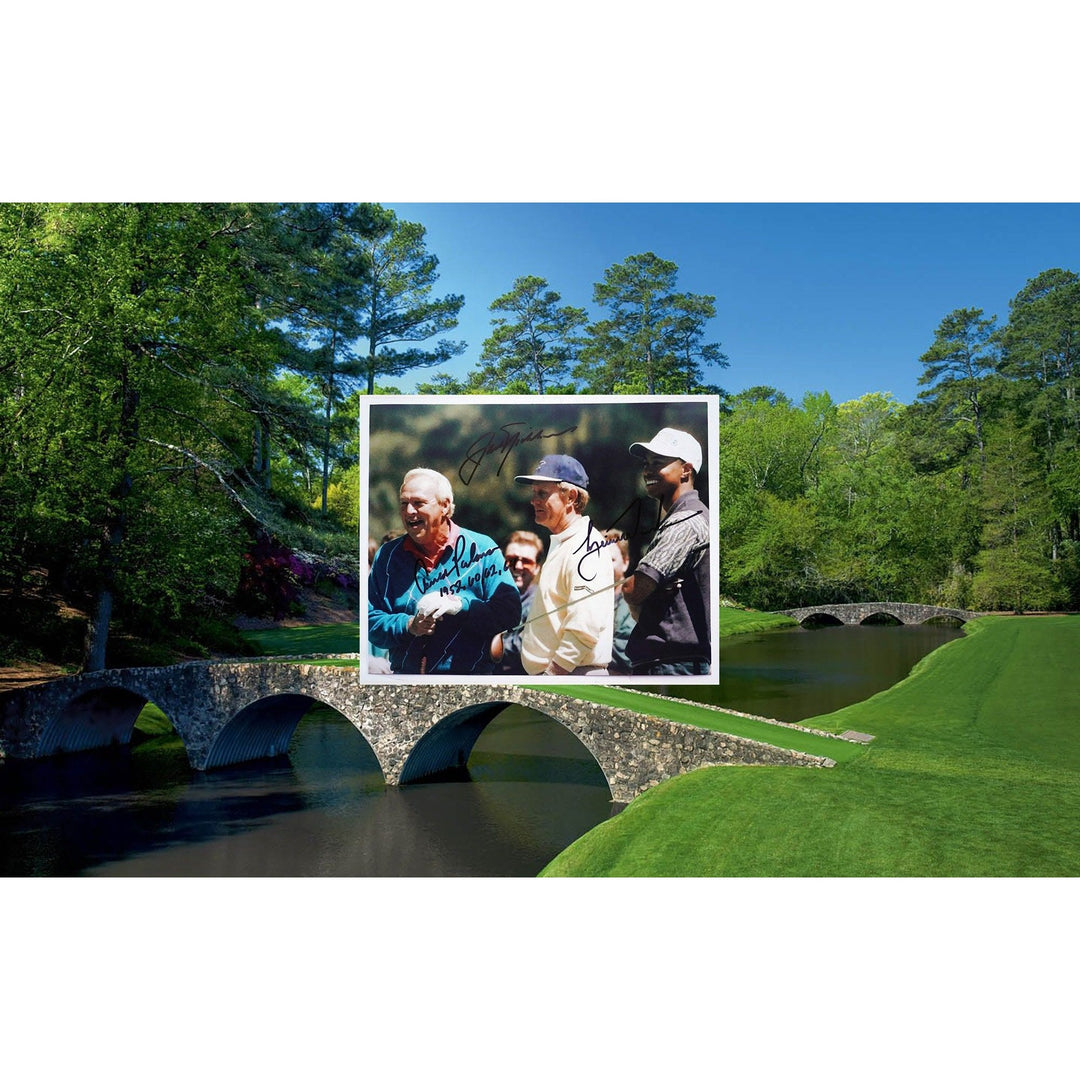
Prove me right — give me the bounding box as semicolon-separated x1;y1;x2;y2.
368;467;521;675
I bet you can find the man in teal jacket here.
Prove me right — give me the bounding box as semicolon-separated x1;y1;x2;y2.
368;468;521;675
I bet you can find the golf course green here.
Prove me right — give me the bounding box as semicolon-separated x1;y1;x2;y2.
541;615;1080;876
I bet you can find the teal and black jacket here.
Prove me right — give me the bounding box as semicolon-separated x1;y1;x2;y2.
368;527;522;675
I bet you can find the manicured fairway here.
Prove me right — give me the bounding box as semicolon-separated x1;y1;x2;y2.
716;607;799;635
240;624;360;655
541;616;1080;876
533;684;866;763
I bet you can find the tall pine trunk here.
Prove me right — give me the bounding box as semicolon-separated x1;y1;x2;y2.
81;348;139;673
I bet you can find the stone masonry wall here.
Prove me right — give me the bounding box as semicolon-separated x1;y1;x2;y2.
778;602;974;625
1;664;835;803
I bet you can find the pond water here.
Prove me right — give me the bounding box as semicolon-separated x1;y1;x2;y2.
664;622;965;721
0;705;616;877
1;623;964;876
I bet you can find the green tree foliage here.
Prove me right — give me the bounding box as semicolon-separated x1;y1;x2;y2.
325;463;360;532
718;393;835;606
575;252;725;394
413;370;482;395
714;271;1080;613
972;421;1065;612
917;306;999;465
719;390;986;609
414;250;725;397
476;275;586;394
0;203;285;668
668;291;729;395
998;269;1080;558
999;269;1080;453
273;203;375;512
581;252;678;394
356;210;465;394
0;202;373;670
723;492;820;608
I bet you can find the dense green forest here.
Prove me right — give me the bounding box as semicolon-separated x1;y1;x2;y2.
1;202;1076;675
718;275;1080;613
0;202;440;669
0;203;725;672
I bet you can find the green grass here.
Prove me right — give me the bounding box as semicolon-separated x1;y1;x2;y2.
532;683;866;763
541;615;1080;876
133;701;174;735
239;623;360;656
237;606;776;659
717;606;798;636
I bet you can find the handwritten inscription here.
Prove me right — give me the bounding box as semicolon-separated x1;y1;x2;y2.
604;496;661;542
459;422;579;485
572;520;612;581
573;502;706;577
414;534;503;601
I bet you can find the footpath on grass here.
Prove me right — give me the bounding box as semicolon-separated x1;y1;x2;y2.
541;615;1080;876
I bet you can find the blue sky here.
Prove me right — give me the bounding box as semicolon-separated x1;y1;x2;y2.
386;203;1080;405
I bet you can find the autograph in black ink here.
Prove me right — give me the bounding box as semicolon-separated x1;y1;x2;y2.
413;534;502;598
459;422;579;485
572;499;705;578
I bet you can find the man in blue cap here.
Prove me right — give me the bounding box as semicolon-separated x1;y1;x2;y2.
513;455;614;676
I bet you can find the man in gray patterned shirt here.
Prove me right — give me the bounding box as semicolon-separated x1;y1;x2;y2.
622;428;711;676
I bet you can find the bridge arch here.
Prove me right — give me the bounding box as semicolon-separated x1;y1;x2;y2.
37;686;167;756
777;603;975;627
398;700;611;797
203;691;383;774
799;611;844;628
3;664;839;803
857;611;904;626
399;700;513;784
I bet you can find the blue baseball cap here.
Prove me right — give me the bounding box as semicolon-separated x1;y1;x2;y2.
514;454;589;491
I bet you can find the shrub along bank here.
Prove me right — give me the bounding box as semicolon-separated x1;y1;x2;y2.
540;615;1080;876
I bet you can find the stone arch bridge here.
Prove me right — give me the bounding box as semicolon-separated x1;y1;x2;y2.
0;662;831;803
776;602;976;626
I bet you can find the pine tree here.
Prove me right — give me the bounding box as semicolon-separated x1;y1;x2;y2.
356;211;465;394
476;275;586;393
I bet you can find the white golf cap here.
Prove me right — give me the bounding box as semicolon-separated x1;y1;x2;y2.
629;427;703;472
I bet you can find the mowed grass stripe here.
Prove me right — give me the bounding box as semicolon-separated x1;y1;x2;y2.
803;616;1080;768
542;616;1080;876
239;624;361;655
529;684;866;762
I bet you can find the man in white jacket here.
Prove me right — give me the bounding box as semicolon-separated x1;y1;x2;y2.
514;455;614;676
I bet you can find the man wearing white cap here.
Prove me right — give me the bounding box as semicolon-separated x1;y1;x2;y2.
513;455;614;676
623;428;711;675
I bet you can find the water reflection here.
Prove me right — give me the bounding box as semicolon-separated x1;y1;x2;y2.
666;622;964;721
2;625;963;875
0;705;618;877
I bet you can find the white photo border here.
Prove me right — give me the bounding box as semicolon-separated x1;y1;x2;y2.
360;394;720;685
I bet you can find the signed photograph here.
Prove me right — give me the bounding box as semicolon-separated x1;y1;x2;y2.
362;395;719;684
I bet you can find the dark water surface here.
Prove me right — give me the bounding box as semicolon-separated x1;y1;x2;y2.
0;705;617;877
1;624;963;876
666;622;965;722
